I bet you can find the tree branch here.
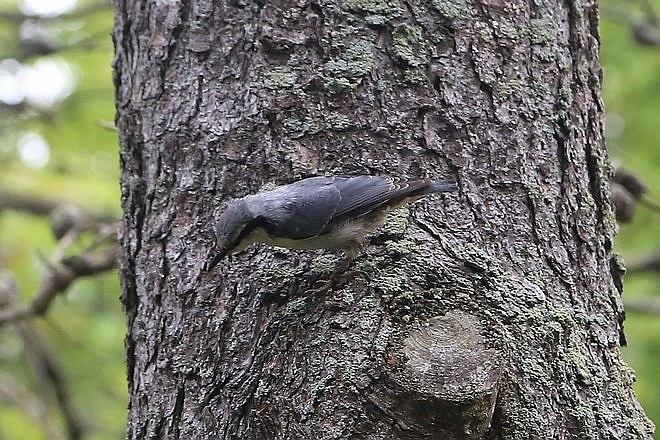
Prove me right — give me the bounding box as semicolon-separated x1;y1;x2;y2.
0;245;119;325
0;271;86;438
17;322;85;439
625;297;660;315
0;190;61;216
0;188;119;324
0;189;116;223
625;253;660;273
0;370;66;440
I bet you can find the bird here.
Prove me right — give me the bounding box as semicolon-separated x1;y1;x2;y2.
206;175;457;270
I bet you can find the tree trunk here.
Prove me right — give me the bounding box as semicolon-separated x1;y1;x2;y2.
113;0;654;438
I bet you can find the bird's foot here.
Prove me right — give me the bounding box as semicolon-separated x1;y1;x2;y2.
306;269;365;295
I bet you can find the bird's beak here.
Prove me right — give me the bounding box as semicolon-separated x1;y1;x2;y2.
205;248;227;271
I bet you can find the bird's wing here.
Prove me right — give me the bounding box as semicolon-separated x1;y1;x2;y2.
246;176;443;240
327;176;430;227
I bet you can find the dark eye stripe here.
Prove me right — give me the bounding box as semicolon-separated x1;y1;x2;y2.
227;217;266;250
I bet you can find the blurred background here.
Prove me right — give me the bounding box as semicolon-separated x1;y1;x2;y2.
0;0;657;438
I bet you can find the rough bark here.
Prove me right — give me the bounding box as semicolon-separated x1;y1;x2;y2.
113;0;654;439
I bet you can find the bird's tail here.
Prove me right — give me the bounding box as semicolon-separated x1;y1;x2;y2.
424;180;458;194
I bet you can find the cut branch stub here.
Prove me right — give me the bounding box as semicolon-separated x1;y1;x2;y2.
372;311;503;439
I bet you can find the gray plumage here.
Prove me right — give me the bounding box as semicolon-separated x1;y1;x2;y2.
208;175;457;269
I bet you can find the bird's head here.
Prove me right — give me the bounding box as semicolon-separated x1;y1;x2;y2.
206;199;253;269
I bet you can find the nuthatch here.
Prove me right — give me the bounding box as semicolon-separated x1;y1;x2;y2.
207;175;457;269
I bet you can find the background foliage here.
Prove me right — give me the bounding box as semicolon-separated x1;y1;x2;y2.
0;0;657;437
601;0;660;426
